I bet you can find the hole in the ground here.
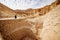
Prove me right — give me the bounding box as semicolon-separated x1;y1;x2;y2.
15;15;17;19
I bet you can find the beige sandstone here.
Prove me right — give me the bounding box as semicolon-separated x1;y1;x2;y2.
0;0;60;40
40;4;60;40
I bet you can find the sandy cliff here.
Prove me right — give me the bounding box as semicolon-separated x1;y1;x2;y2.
0;0;60;40
0;3;16;18
40;4;60;40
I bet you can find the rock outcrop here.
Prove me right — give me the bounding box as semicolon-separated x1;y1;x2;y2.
0;20;38;40
40;4;60;40
0;0;60;40
0;3;16;18
24;0;58;16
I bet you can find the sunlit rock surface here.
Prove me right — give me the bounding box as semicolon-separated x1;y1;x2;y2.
40;4;60;40
0;0;60;40
0;3;16;18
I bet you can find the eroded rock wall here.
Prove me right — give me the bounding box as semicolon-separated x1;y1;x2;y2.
40;4;60;40
0;0;60;40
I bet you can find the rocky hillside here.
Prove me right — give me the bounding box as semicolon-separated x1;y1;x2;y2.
0;0;60;40
0;3;16;18
15;0;60;17
0;0;60;18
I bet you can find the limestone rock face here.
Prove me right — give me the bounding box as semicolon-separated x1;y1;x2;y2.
0;3;16;18
15;0;58;17
40;5;60;40
0;0;60;40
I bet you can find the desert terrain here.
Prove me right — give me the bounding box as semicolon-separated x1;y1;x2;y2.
0;0;60;40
